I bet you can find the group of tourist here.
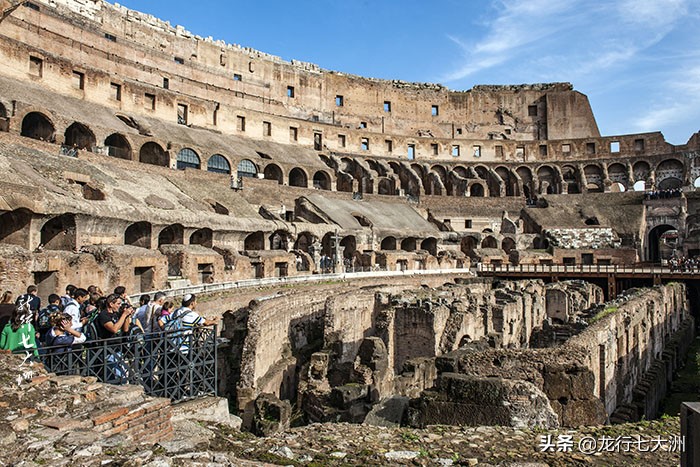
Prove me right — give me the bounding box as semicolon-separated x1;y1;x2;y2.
0;283;219;364
644;189;683;200
668;256;700;272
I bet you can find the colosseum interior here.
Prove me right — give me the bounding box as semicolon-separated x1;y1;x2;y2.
0;0;699;438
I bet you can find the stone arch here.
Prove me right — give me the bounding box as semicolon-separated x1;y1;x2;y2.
336;173;353;192
289;167;308;187
648;224;677;263
340;235;356;259
270;230;290;250
158;224;184;246
64;122;96;151
481;236;498;249
536;165;557;194
244;231;265;251
583;164;604;192
633;161;651;183
401;237;417;251
421;237;438;256
656;159;684;189
470;182;485;197
495;166;516;196
461;236;478;256
190;228;213;248
21;112;55;142
561;165;580;194
378;177;395;195
176;148;201;170
41;214;76;251
381;236;397;250
124;221;151;249
502;237;516;254
294;231;316;253
516;166;534;199
207;154;231;174
238;159;258;178
312;170;331;190
608;163;628;186
263;163;284;184
0;208;33;248
104;133;132;160
139;142;168;167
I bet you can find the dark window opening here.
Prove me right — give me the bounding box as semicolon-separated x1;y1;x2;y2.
237;115;246;131
528;105;538;116
72;71;84;90
263;121;271;136
634;139;645;151
314;132;322;151
29;56;43;77
431;143;439;155
465;220;472;229
24;2;40;11
586;142;596;154
386;140;393;153
384;101;391;112
287;86;295;98
338;134;346;148
177;104;188;125
361;138;369;151
336;95;344;106
539;145;548;156
163;77;169;89
233;73;242;81
144;93;156;110
104;33;117;42
359;121;367;129
431;105;439;116
289;126;298;141
111;82;121;101
174;56;185;65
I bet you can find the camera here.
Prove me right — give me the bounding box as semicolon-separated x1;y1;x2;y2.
119;302;133;314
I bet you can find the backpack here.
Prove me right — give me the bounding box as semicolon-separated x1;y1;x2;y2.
163;307;190;351
82;309;101;342
37;305;57;335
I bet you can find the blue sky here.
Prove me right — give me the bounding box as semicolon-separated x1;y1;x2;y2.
113;0;700;144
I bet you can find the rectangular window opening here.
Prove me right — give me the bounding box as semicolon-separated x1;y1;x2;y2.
289;126;298;142
386;140;393;153
287;86;295;98
586;142;596;155
314;133;323;151
338;134;346;148
29;55;43;77
361;138;369;151
431;143;439;155
539;145;548;156
335;95;344;106
473;145;481;158
528;105;538;117
359;121;367;129
451;145;460;157
263;121;272;137
495;145;504;158
233;73;242;81
431;105;439;116
174;56;185;65
144;93;156;110
562;143;571;154
163;77;169;89
104;33;117;42
236;115;246;132
72;71;85;90
177;104;188;125
407;144;415;160
634;138;645;151
456;128;463;135
24;2;40;11
465;220;472;229
516;146;525;159
110;82;121;101
610;141;620;153
384;101;391;112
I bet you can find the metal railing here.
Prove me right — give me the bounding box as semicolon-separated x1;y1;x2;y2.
478;263;700;275
36;326;217;403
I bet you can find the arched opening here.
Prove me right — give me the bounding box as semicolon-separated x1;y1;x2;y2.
207;154;231;174
0;209;33;248
244;231;265;251
378;178;395;195
608;163;628;186
41;214;76;251
634;180;647;191
340;236;356;259
381;236;397;250
461;236;478;256
312;171;331;190
583;164;604;192
64;122;96;151
610;182;626;193
656;159;684;190
124;222;152;249
633;161;651;185
585;217;600;226
289;168;308;187
470;183;484;197
177;148;201;170
648;224;677;263
421;237;438;256
270;230;289;250
21;112;55;142
658;177;682;190
401;237;417;252
502;237;516;254
294;232;315;253
481;236;498;249
495;167;516;196
263;164;283;184
139;142;168;167
561;166;580;194
237;159;258;178
537;166;557;194
104;133;132;160
190;228;213;248
158;224;184;247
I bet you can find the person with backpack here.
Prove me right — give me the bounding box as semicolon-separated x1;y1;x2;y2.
64;288;89;333
158;294;218;353
36;294;61;344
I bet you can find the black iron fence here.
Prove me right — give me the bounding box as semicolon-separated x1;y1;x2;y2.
35;326;217;403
